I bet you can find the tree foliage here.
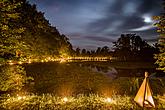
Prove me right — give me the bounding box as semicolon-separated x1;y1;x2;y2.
0;0;26;59
0;65;28;92
0;0;73;60
153;0;165;72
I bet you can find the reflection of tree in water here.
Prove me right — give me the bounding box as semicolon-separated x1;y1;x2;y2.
80;62;110;73
24;62;112;96
10;62;164;96
79;61;161;78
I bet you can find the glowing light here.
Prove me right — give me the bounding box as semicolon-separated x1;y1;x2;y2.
143;16;152;23
63;97;68;102
28;59;32;64
9;62;14;65
105;97;112;103
22;96;26;99
17;96;22;100
60;58;66;63
18;61;22;64
17;95;26;100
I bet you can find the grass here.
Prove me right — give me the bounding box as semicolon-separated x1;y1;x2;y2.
0;57;5;64
0;94;165;110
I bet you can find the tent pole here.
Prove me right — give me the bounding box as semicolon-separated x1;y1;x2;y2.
143;72;148;109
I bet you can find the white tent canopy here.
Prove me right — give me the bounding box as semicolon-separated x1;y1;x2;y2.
134;72;155;108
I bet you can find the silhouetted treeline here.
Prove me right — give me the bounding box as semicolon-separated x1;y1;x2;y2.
74;46;112;57
112;34;159;61
74;34;159;62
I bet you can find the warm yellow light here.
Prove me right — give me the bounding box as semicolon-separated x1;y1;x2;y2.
22;96;26;99
17;96;22;100
60;58;66;63
18;61;22;64
9;62;14;65
17;95;26;100
28;59;31;63
63;97;68;102
105;97;112;103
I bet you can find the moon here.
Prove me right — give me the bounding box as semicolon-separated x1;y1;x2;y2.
143;16;152;23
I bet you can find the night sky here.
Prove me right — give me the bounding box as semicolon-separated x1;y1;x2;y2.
28;0;163;50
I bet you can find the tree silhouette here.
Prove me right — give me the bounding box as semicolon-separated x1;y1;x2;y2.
100;46;109;56
113;34;157;61
81;49;87;56
96;47;101;56
75;48;80;56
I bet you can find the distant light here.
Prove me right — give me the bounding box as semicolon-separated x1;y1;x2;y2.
9;62;14;65
105;97;112;103
28;59;32;63
60;58;66;63
17;95;26;100
17;96;22;100
22;96;26;99
18;61;22;64
63;97;68;102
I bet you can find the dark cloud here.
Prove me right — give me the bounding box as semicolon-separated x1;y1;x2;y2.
86;0;162;34
108;0;127;15
119;16;145;30
137;0;162;14
83;36;115;43
28;0;162;49
68;33;115;43
30;0;79;6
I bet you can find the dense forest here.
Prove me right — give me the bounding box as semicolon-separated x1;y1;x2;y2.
0;0;73;60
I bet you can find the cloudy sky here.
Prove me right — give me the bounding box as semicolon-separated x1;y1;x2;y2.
28;0;163;50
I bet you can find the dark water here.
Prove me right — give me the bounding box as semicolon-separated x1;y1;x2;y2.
20;61;164;96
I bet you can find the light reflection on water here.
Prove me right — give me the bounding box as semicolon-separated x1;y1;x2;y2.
1;61;164;96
